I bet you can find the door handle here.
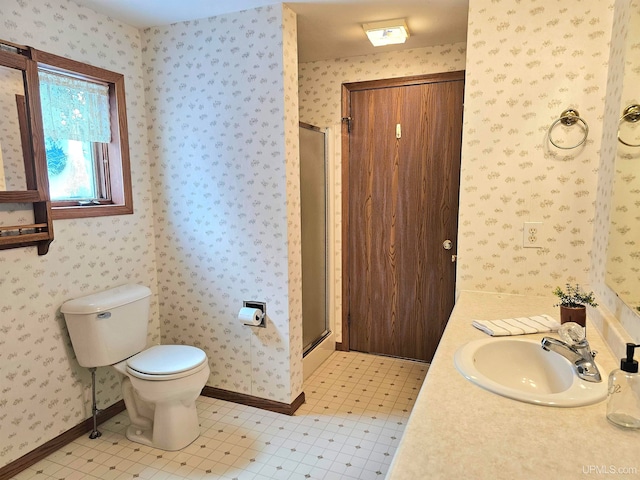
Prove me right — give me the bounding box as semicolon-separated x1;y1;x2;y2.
443;240;456;262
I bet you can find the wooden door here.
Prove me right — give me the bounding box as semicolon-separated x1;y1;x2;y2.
343;72;464;362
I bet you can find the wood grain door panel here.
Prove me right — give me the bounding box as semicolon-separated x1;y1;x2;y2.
345;73;464;362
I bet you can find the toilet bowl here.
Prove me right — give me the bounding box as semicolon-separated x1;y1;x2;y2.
113;344;210;451
60;284;210;451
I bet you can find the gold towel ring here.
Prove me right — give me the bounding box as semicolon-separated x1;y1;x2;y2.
548;109;589;150
617;104;640;148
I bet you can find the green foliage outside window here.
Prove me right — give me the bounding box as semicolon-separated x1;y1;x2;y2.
45;137;67;176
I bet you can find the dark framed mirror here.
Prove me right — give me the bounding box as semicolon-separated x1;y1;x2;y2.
0;67;29;191
0;41;53;254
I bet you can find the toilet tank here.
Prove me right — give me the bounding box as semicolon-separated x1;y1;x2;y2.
60;284;152;368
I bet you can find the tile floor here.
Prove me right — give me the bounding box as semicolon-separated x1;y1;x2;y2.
12;352;427;480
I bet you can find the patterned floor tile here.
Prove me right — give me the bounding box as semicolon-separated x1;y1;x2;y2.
11;352;426;480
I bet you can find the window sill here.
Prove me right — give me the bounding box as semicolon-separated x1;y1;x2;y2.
51;203;133;220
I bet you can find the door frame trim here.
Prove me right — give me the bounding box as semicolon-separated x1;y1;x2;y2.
340;70;465;352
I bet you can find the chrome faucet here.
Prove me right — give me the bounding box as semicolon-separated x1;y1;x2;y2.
541;337;602;383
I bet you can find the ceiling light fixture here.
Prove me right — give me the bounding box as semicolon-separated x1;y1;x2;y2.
362;18;410;47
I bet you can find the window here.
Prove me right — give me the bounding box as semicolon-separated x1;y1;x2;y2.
32;49;132;219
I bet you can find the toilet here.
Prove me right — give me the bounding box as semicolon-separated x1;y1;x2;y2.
60;284;210;451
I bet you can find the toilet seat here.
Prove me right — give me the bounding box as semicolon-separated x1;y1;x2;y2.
126;345;208;381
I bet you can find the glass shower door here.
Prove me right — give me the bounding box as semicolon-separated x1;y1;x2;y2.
299;122;329;354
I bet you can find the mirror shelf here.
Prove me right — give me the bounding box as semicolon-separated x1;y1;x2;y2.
0;222;52;253
0;41;53;254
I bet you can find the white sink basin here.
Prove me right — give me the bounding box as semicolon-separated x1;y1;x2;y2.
454;337;608;407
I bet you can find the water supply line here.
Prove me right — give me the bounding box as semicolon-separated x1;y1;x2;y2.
88;367;102;439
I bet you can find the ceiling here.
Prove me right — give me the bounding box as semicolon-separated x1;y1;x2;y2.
72;0;469;63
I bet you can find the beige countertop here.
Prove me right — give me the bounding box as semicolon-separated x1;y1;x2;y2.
387;291;640;480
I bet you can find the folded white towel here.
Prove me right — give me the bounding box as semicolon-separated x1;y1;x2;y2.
471;315;561;337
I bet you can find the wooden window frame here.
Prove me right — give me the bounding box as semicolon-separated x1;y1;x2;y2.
32;49;133;220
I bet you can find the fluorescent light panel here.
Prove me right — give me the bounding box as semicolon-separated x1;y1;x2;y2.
363;18;409;47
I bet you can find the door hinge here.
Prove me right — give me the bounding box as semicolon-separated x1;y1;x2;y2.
342;116;352;133
347;312;351;325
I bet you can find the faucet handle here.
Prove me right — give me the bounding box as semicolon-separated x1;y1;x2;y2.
559;322;586;345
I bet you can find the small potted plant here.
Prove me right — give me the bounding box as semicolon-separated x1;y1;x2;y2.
553;283;598;328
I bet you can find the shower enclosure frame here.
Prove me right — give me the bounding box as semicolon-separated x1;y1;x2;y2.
299;121;335;379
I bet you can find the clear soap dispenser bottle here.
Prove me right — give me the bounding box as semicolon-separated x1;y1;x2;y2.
607;343;640;428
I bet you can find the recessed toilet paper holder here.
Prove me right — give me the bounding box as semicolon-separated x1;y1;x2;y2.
243;301;266;328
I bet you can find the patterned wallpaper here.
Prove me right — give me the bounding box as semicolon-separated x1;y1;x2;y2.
299;43;467;128
141;5;302;403
0;0;159;467
458;0;616;296
282;6;303;395
298;44;467;342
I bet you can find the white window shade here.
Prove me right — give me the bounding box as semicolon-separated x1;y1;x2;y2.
39;71;111;143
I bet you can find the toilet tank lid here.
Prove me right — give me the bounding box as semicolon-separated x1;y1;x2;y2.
127;345;207;375
60;284;152;314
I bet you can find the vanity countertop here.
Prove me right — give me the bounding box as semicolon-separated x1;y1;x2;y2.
386;291;639;480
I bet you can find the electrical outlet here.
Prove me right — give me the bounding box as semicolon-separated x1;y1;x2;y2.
523;222;542;248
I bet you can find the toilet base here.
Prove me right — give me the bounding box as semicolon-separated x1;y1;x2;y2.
125;424;154;448
116;364;208;451
124;400;200;451
130;399;202;451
